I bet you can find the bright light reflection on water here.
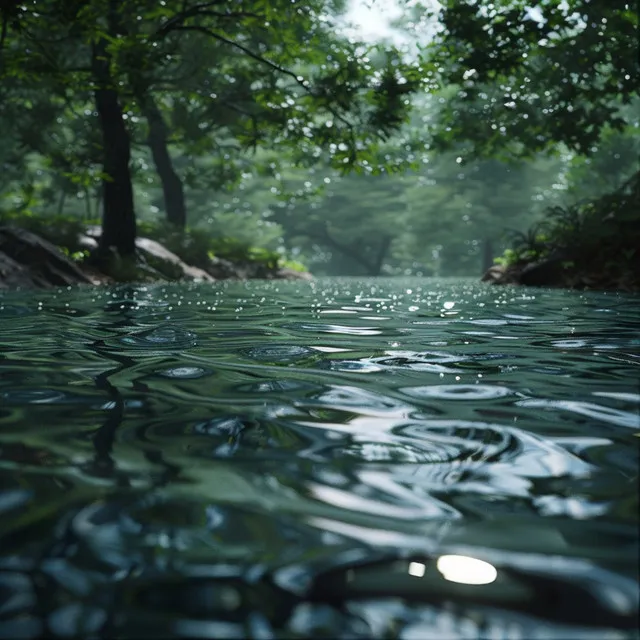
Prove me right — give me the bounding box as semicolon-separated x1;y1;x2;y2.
436;555;498;585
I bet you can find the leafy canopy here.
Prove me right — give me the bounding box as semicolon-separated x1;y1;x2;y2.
426;0;638;156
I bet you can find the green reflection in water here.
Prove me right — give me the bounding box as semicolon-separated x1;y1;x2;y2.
0;278;638;638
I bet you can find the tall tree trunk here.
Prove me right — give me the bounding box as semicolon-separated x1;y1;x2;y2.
95;184;103;221
56;191;65;216
91;19;136;256
83;185;92;220
371;235;392;276
139;92;187;229
482;238;494;273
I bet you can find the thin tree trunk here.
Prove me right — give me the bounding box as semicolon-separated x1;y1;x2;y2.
91;8;136;256
482;238;494;273
56;191;66;216
139;91;187;229
84;185;92;220
95;184;103;221
371;235;392;276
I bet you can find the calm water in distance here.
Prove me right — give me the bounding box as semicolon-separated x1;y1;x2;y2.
1;277;639;638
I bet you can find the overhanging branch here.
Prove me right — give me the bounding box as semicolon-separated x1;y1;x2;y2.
155;22;357;154
157;1;259;36
161;25;308;92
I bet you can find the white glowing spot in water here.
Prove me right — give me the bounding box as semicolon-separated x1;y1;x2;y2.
436;555;497;585
408;562;426;577
443;301;455;309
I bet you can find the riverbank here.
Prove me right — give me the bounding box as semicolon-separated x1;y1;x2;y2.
482;172;639;293
481;259;639;293
0;223;312;290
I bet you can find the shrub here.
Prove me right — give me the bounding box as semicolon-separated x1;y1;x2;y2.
497;170;639;286
0;211;93;255
0;212;310;276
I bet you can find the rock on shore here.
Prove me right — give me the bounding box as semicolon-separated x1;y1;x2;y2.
0;226;312;290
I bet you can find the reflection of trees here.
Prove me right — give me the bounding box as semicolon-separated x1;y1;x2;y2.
87;287;149;481
90;367;125;477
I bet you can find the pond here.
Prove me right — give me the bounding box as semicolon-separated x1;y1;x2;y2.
1;277;638;638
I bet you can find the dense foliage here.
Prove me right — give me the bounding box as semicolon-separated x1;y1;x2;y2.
422;0;639;287
1;0;421;255
429;0;638;156
0;0;637;286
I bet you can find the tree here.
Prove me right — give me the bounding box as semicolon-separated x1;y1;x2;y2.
426;0;638;157
273;170;414;276
405;151;566;274
91;1;137;255
1;1;137;254
421;0;639;287
562;123;640;200
217;133;565;277
1;0;423;254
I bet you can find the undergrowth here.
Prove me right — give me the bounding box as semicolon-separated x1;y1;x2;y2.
0;212;307;276
495;171;639;287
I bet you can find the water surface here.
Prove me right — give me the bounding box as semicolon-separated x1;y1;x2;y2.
1;277;638;638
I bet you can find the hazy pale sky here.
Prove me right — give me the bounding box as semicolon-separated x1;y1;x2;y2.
344;2;547;47
343;0;404;41
343;0;440;47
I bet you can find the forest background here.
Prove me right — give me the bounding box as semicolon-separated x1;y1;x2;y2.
0;0;637;281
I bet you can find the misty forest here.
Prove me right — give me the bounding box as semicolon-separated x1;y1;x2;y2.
2;2;640;637
0;0;637;289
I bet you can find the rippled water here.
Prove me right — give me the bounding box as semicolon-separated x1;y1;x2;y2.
1;277;639;638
